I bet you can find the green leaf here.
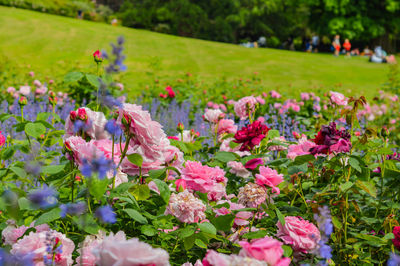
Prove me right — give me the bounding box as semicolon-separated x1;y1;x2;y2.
293;154;315;165
64;71;84;83
132;184;150;201
340;181;353;192
198;222;217;235
18;197;33;210
267;129;280;140
123;208;148;224
331;216;342;230
35;208;61;225
141;225;157;236
1;146;16;160
195;238;208;249
212;214;235;232
10;166;27;178
41;165;65;175
276;208;285;226
242;230;268;239
0;114;12;122
25;122;46;138
282;245;293;257
180;226;196;238
184;234;196;250
127;153;143;167
89;178;109;200
355;180;377;198
214;151;238;163
152;179;170;203
86;74;100;88
349;157;361;173
148;168;167;180
288;163;308;175
72;214;100;234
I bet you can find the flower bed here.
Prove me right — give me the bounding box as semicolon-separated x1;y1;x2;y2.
1;37;400;266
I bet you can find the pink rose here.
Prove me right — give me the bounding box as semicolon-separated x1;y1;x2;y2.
2;220;49;246
217;119;237;141
0;131;5;148
287;136;316;159
270;90;281;99
64;107;109;140
33;80;42;87
227;161;251;178
19;85;31;96
202;250;268;266
220;138;251;157
76;231;126;266
214;200;252;226
276;216;321;253
7;87;16;94
239;237;291;266
301;93;310;101
234;96;258;120
256;96;265;105
203;109;225;123
92;233;169;266
255;166;284;194
11;230;75;266
117;103;169;161
181;161;226;201
330;91;348;106
175;179;187;192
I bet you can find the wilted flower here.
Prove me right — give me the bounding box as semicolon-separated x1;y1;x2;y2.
165;190;206;223
238;183;267;208
310;122;351;155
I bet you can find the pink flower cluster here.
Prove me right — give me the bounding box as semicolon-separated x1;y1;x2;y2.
330;91;348;106
181;161;227;201
287;136;316;159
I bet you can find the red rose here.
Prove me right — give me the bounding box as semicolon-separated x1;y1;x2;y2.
393;226;400;250
234;121;270;151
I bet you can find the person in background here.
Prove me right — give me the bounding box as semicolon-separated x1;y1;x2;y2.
311;35;319;52
362;46;372;56
343;39;351;57
332;35;341;56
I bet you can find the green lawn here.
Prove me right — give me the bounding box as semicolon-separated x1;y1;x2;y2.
0;6;391;97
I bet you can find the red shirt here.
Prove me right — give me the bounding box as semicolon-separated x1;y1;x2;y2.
343;41;351;51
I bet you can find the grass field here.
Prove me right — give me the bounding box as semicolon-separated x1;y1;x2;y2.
0;6;392;97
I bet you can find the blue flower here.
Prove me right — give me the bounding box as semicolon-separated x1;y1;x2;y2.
0;248;34;266
319;243;332;259
388;253;400;266
95;205;116;224
60;202;87;218
28;185;58;209
81;155;114;179
105;119;122;136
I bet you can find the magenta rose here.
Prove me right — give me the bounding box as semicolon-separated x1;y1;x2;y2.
255;166;284;194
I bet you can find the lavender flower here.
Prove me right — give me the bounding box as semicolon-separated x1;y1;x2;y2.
104;119;122;136
313;206;333;263
95;205;116;224
0;248;34;266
